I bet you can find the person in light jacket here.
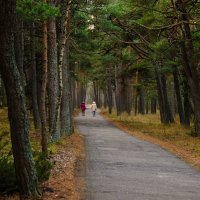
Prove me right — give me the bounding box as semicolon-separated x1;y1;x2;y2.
91;101;97;117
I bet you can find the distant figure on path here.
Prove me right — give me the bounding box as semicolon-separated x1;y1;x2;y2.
80;101;86;116
91;101;97;117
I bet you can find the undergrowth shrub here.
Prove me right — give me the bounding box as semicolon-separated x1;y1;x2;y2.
189;129;198;137
34;152;52;182
0;152;52;193
0;156;16;192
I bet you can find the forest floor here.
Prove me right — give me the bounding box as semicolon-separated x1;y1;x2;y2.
41;131;85;200
0;109;85;200
101;109;200;170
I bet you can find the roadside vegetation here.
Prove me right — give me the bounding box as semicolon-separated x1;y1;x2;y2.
0;108;85;200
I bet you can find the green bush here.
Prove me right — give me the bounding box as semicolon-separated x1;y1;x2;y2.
0;156;16;192
0;152;52;193
34;152;52;182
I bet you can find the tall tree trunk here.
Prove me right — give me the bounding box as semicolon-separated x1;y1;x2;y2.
176;0;200;135
76;77;85;108
155;65;174;124
40;13;48;153
155;68;164;122
139;87;145;115
182;77;191;127
173;66;185;124
169;81;176;118
161;74;174;123
134;93;138;116
180;41;199;130
107;77;113;114
115;64;123;115
71;80;76;109
31;22;41;129
183;93;190;127
125;76;132;115
77;81;82;107
93;81;98;103
55;0;72;139
115;63;132;115
134;71;139;116
60;1;73;136
151;97;157;114
57;0;72;107
0;1;39;198
93;81;100;107
61;42;73;135
14;15;26;87
146;100;149;114
47;10;59;138
103;89;108;108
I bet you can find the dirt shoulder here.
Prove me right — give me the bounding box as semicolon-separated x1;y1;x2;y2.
42;132;86;200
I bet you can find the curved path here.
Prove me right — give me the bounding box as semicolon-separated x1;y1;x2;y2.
75;109;200;200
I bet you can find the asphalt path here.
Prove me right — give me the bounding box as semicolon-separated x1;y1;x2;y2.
75;109;200;200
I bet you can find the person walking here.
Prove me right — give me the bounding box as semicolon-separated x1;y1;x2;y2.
80;101;86;116
91;101;97;117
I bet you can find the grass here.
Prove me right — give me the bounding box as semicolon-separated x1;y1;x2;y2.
101;108;200;169
0;108;61;155
0;108;12;156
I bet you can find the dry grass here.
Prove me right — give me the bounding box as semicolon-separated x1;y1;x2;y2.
101;109;200;170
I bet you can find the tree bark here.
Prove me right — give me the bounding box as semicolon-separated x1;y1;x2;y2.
40;13;48;153
93;81;99;105
103;89;108;108
173;66;185;124
57;0;72;110
139;87;145;115
53;0;72;139
59;0;73;136
0;1;39;198
115;64;123;115
47;9;59;138
107;89;113;114
14;15;26;87
176;0;200;135
30;22;41;129
169;81;176;118
106;75;113;114
61;42;73;136
161;74;174;123
182;76;191;127
155;64;174;124
146;100;149;114
151;98;157;114
134;93;138;116
125;76;132;115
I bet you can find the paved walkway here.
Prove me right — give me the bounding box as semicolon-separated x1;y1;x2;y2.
75;109;200;200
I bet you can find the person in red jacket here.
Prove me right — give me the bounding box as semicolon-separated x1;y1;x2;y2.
80;101;86;116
